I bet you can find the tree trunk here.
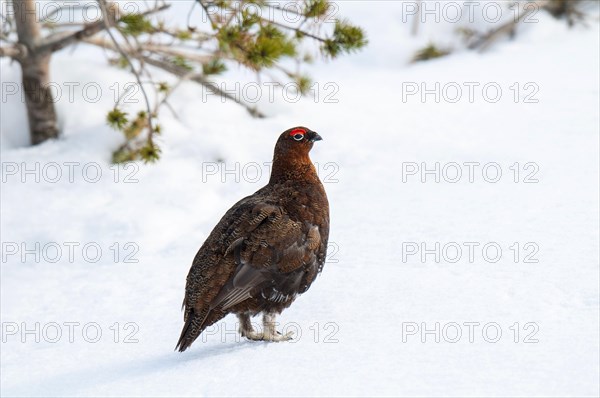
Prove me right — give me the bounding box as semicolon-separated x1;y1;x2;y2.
20;53;58;144
13;0;59;145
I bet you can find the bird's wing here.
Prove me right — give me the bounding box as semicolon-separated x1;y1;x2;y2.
210;202;321;310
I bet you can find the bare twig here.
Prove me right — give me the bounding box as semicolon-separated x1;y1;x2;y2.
197;0;217;28
97;0;155;139
143;56;265;117
43;22;88;29
37;7;117;54
40;4;90;23
37;2;170;54
154;77;188;119
140;43;212;64
261;17;326;43
0;43;26;60
83;36;265;118
467;0;548;51
186;0;198;31
263;2;305;17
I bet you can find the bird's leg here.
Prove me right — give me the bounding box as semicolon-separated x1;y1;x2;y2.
241;312;293;342
238;313;267;341
261;312;294;342
237;313;256;338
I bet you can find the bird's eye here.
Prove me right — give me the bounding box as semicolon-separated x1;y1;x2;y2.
293;133;304;141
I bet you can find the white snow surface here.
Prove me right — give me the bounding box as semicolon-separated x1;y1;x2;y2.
1;2;599;397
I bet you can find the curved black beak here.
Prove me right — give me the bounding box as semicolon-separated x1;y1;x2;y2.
309;131;323;142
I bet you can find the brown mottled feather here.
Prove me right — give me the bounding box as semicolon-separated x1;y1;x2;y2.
176;127;329;351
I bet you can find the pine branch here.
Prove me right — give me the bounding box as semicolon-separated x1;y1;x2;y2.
263;18;327;43
96;0;156;140
37;2;170;55
263;3;305;17
141;55;265;118
141;44;213;64
467;0;548;51
83;36;265;118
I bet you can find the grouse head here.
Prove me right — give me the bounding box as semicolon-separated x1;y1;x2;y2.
275;126;322;154
270;126;323;183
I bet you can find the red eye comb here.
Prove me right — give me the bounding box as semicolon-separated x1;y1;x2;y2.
289;128;305;136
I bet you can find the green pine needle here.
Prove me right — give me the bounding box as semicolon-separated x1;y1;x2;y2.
322;20;367;58
120;14;154;36
412;43;451;62
304;0;330;18
106;108;128;131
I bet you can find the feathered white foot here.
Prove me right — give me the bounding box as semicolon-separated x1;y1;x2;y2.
244;330;293;342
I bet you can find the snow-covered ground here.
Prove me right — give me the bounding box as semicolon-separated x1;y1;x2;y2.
1;2;599;397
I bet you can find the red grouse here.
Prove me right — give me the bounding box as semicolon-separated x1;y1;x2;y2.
176;127;330;351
